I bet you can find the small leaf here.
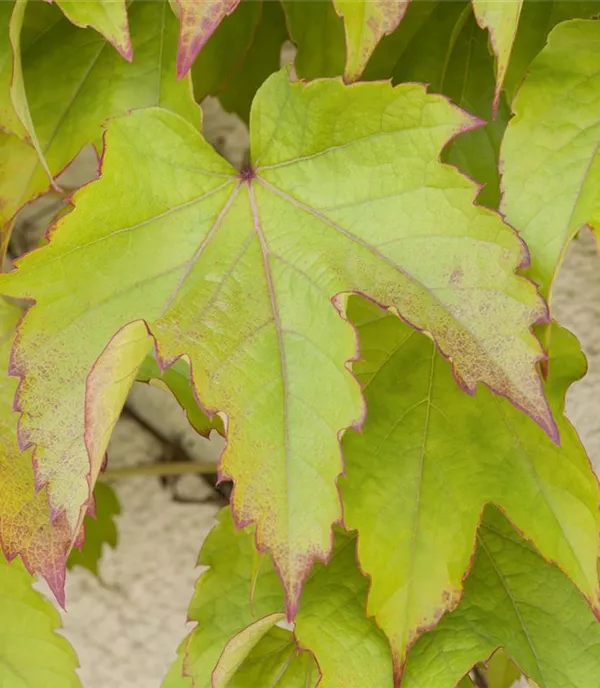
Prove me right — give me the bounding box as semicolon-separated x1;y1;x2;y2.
67;481;120;577
472;0;523;113
136;355;224;438
0;299;71;602
501;19;600;298
403;508;600;688
192;0;288;122
281;0;346;79
295;530;395;688
183;508;285;687
0;0;199;258
334;0;409;81
0;71;554;611
175;0;241;78
212;612;286;687
53;0;133;60
341;298;600;668
0;553;81;687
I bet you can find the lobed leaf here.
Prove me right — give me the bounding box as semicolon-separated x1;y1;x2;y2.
472;0;523;112
175;0;241;78
0;299;72;602
403;507;600;687
0;552;81;687
333;0;409;81
0;0;199;257
0;70;555;610
52;0;132;60
341;297;600;669
67;481;120;577
501;19;600;299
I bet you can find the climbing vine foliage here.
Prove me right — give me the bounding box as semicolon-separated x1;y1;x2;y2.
0;0;599;686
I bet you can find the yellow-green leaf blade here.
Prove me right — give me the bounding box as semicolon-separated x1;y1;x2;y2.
334;0;409;81
403;508;600;688
341;298;600;667
501;19;600;299
54;0;133;60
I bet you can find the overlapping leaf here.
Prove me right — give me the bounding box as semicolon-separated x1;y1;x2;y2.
0;0;199;256
341;297;600;668
191;0;287;121
0;70;554;610
333;0;409;80
67;481;120;576
0;552;81;687
0;299;72;602
175;0;241;78
501;19;600;298
51;0;132;60
403;508;600;687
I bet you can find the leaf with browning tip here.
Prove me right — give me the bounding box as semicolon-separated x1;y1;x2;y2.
501;19;600;299
0;70;554;612
334;0;409;81
281;0;346;79
402;508;600;688
295;530;395;688
0;299;73;602
472;0;522;113
136;355;224;438
67;481;120;577
0;553;81;687
52;0;133;60
175;0;241;78
341;297;600;668
0;0;199;258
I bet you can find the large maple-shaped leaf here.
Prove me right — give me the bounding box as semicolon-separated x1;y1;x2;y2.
341;297;600;669
0;552;81;687
67;481;120;577
50;0;133;60
333;0;409;81
0;0;199;256
175;0;241;78
501;19;600;298
191;0;287;122
0;299;73;602
0;70;555;610
403;508;600;688
472;0;522;112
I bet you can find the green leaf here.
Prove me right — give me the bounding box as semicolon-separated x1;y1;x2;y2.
0;553;81;687
295;530;395;688
0;70;554;611
0;0;199;256
0;299;72;603
136;355;224;438
67;481;120;576
281;0;346;79
53;0;133;60
503;0;600;104
340;297;600;667
333;0;409;80
183;508;285;686
472;0;523;111
191;0;287;122
403;508;600;688
501;19;600;298
480;650;523;688
175;0;241;78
